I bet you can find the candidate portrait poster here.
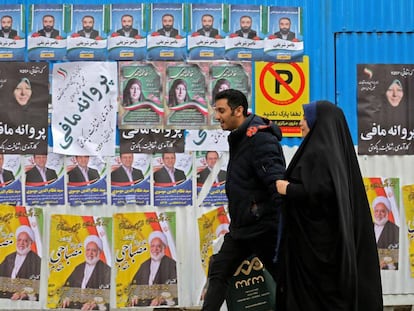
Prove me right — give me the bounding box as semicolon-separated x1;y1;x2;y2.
24;152;65;206
403;184;414;277
0;154;22;206
0;62;49;154
364;177;400;270
358;64;414;155
0;205;43;303
114;211;177;308
51;61;118;156
47;214;112;310
0;5;25;61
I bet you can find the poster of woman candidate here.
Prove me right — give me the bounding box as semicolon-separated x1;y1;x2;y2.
0;5;25;61
0;62;49;154
147;3;187;61
358;64;414;155
108;4;147;61
225;5;264;61
187;4;225;60
66;5;107;61
364;177;400;270
263;6;304;62
118;61;164;129
27;4;66;61
166;63;209;128
0;205;42;304
114;211;177;308
24;152;65;206
47;214;112;309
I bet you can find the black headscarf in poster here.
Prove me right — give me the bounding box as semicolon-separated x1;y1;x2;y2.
280;101;383;311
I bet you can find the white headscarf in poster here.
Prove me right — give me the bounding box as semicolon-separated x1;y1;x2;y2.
51;62;118;156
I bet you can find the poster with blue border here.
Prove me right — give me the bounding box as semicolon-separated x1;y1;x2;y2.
0;5;25;61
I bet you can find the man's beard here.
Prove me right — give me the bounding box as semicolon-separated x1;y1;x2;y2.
43;26;53;32
123;25;131;32
86;256;100;265
374;217;388;226
150;249;165;262
163;25;172;32
1;26;10;33
280;28;290;35
203;25;212;32
16;246;31;256
242;26;251;33
83;26;92;33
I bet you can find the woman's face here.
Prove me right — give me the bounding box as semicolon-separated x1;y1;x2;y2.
129;82;141;102
218;82;230;93
175;83;187;103
14;80;32;106
299;117;310;137
386;81;403;107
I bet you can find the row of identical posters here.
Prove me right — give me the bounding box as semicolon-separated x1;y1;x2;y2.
1;4;303;62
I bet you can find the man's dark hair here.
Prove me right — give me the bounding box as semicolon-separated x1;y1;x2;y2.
215;89;248;117
43;14;55;22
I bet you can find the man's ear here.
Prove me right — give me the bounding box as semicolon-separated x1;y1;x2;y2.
234;105;244;117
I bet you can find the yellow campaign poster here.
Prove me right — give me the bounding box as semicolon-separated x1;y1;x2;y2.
403;185;414;277
255;56;310;137
47;215;112;309
114;212;177;308
364;177;400;270
0;205;43;302
197;206;230;276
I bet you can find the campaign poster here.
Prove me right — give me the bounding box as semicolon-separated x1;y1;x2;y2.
0;5;25;61
402;184;414;277
24;152;65;206
196;151;228;207
51;61;118;156
188;4;225;60
118;61;164;129
110;152;151;206
108;4;147;61
147;3;187;61
209;62;251;126
185;129;230;152
0;154;22;206
66;155;107;206
197;207;230;275
364;177;400;270
0;205;42;303
263;6;303;62
27;4;66;61
153;152;193;207
358;64;414;155
66;5;107;61
165;63;209;128
225;5;264;61
47;214;112;310
0;62;49;154
120;129;185;154
114;212;178;308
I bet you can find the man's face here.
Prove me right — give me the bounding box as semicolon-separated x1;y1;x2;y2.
76;156;90;168
150;237;165;261
82;17;94;32
162;153;176;170
374;203;388;222
14;80;32;106
1;17;12;32
206;152;219;169
202;15;213;32
43;16;55;32
120;153;133;168
121;15;133;32
162;15;174;31
34;155;47;168
16;232;32;253
240;17;252;33
85;242;100;265
214;99;243;131
279;18;291;35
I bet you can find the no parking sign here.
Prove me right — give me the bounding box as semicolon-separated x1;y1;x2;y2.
255;56;309;136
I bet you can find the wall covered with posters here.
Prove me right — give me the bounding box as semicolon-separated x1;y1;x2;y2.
0;0;414;309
